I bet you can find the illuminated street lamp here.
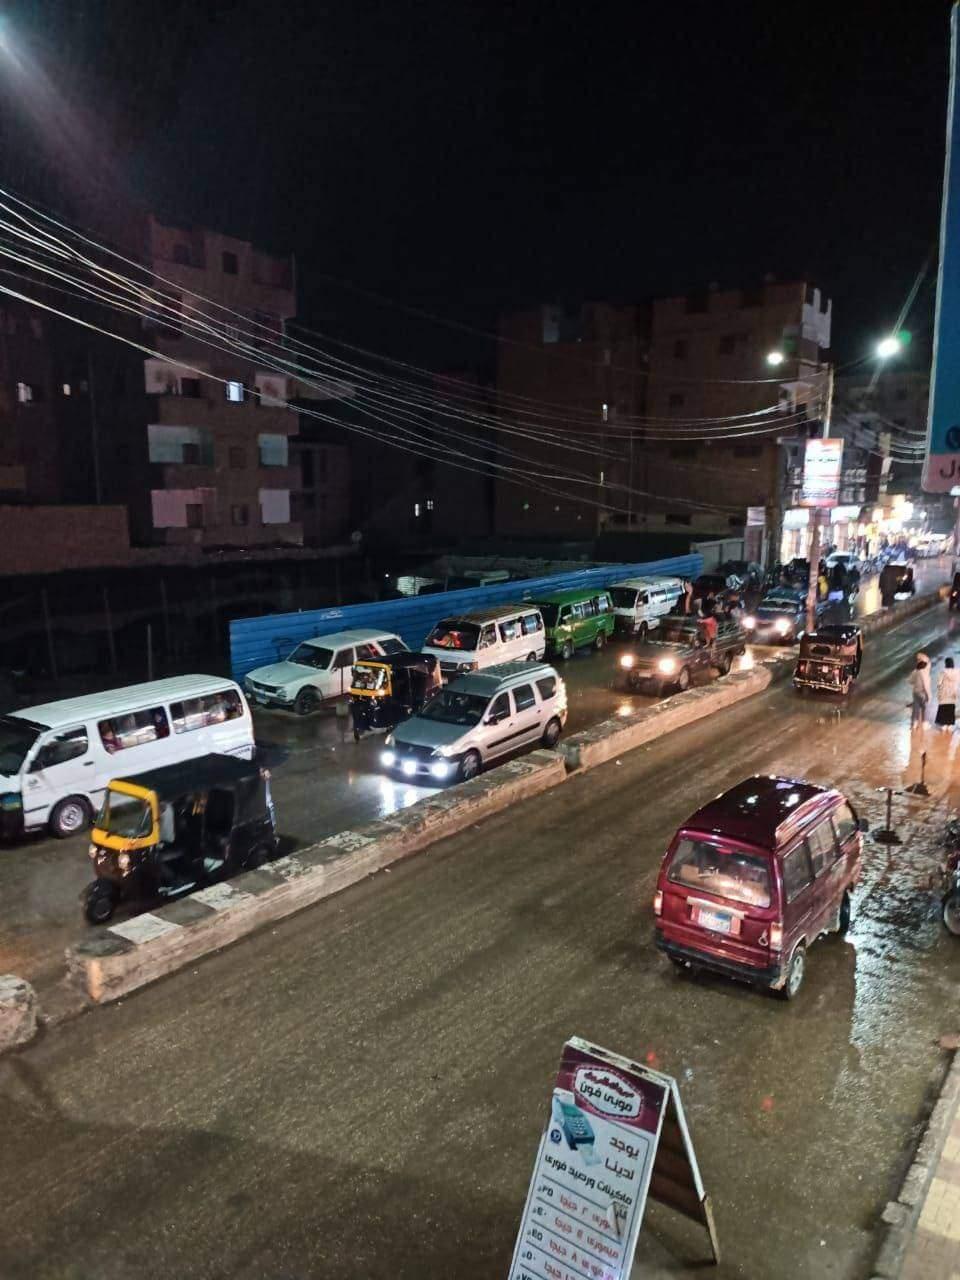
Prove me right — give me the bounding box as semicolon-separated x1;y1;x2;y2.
876;335;903;360
766;350;786;366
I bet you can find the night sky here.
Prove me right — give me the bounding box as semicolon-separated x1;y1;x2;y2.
0;0;952;368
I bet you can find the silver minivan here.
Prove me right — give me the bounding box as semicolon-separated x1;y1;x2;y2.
380;662;566;782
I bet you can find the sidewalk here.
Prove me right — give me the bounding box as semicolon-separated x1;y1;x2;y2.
874;1049;960;1279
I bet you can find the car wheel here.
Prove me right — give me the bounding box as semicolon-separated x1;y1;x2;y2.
836;890;852;934
294;687;321;716
541;717;562;747
84;881;118;925
718;652;732;676
780;943;806;1000
561;640;574;661
943;891;960;936
594;631;606;651
459;749;481;782
50;795;91;839
675;666;691;692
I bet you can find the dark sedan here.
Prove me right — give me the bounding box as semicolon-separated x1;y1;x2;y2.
742;589;819;644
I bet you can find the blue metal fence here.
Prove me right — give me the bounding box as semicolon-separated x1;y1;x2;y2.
229;554;703;682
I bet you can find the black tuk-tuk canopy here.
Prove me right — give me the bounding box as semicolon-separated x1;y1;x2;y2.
113;753;260;801
804;624;862;645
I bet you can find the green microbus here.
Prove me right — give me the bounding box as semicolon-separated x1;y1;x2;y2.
534;589;616;660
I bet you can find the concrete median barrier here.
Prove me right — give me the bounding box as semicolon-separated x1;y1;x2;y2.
0;975;38;1052
65;749;566;1005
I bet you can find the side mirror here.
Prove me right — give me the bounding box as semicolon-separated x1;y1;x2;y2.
485;711;506;726
859;818;870;833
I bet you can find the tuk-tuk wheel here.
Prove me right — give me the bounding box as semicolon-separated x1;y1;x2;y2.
943;891;960;936
84;882;118;925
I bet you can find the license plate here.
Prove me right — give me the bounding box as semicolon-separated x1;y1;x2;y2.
696;907;732;934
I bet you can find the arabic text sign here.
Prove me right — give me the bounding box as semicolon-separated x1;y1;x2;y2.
925;3;960;492
508;1040;668;1280
799;438;843;508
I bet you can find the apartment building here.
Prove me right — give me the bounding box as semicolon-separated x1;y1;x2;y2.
494;302;650;537
139;215;302;549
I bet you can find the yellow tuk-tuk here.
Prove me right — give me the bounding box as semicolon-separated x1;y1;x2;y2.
349;652;441;740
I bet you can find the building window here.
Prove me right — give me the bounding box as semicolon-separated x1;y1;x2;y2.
62;383;71;396
414;502;421;517
601;402;609;423
718;334;736;355
181;442;201;465
16;382;37;404
258;433;288;467
673;339;687;359
231;504;249;526
225;381;245;403
222;251;238;275
180;377;202;399
185;503;204;529
668;392;685;410
426;498;435;511
229;446;246;469
173;243;191;266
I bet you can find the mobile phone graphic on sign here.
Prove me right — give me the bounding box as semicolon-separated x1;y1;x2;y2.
552;1089;600;1164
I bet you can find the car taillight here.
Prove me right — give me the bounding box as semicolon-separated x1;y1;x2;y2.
769;924;783;951
653;890;663;917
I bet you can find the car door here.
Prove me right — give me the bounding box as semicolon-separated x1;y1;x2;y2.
22;726;95;825
780;840;816;955
509;681;542;746
330;647;356;698
481;691;514;760
805;818;842;933
831;800;862;886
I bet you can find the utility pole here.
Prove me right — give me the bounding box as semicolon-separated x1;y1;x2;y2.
804;362;835;635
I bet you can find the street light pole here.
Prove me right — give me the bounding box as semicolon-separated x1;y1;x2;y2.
804;362;835;636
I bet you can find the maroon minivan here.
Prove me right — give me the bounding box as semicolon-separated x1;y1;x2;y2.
654;775;865;999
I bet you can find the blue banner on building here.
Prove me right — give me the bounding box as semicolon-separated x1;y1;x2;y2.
925;2;960;491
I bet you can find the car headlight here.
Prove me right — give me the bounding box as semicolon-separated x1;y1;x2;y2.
742;616;756;629
381;749;396;767
401;759;417;777
620;654;635;669
430;761;451;779
657;657;677;674
775;618;791;634
117;852;131;873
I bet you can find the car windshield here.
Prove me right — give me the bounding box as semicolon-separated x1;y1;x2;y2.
668;837;771;908
0;717;40;775
425;620;481;651
609;587;638;609
760;597;797;612
418;690;488;726
289;644;332;669
98;789;153;839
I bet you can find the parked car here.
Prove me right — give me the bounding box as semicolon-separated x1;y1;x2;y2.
653;775;867;999
608;576;686;638
742;589;818;644
380;661;566;782
536;589;615;660
618;615;746;694
421;606;546;679
244;628;409;714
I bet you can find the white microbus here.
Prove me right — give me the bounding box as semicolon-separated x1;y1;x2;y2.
0;675;254;839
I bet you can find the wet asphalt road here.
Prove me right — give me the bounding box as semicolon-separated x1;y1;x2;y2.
1;560;943;993
1;600;960;1279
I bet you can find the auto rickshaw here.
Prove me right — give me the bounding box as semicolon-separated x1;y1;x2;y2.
349;652;441;741
793;624;863;695
83;753;278;924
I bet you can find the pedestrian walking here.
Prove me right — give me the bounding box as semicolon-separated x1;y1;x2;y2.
936;657;959;731
910;654;932;730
